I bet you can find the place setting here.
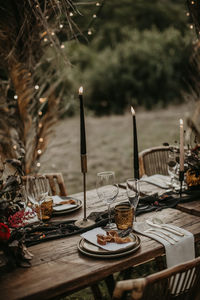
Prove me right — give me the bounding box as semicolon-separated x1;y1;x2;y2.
77;172;141;258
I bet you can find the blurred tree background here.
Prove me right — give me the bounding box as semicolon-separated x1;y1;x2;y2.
61;0;194;115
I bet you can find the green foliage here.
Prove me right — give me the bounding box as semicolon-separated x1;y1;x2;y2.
67;28;192;114
61;0;194;115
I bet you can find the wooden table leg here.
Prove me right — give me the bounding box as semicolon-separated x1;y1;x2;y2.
105;274;115;297
91;283;103;300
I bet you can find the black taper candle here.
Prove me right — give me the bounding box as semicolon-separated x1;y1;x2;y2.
79;86;86;155
131;107;139;179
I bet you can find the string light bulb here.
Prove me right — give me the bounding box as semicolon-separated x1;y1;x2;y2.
51;32;55;36
35;85;39;90
38;123;42;128
190;24;194;29
96;2;100;6
39;97;47;103
13;145;17;150
88;30;92;35
14;95;18;99
36;162;41;167
44;38;48;42
191;0;194;4
38;111;42;116
186;12;190;16
59;24;63;28
69;12;73;16
61;44;65;49
37;149;42;155
39;138;44;143
93;14;97;18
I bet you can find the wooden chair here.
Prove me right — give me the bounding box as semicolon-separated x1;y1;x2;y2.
112;256;200;300
139;146;171;178
22;173;67;196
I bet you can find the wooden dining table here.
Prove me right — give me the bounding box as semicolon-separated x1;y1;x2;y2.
0;185;200;300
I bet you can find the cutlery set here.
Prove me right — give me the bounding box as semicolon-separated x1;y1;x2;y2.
144;220;185;244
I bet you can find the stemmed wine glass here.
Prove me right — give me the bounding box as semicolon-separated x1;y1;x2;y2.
25;175;50;223
96;171;119;229
167;149;178;190
126;178;140;222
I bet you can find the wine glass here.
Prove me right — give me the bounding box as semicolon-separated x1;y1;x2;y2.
96;171;119;229
25;175;50;222
167;149;178;190
126;178;140;222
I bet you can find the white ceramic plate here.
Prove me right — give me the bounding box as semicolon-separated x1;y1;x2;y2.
52;196;82;215
77;234;141;258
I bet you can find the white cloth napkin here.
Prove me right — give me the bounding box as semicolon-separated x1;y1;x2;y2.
81;227;134;251
140;174;171;189
52;195;77;211
134;222;195;268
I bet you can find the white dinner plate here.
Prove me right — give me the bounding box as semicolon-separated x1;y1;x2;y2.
52;196;82;215
77;234;141;258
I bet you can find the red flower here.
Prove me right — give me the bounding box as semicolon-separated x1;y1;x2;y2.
0;223;10;241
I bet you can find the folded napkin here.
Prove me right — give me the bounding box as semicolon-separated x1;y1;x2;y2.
134;221;195;268
140;174;171;189
52;196;77;211
81;227;134;251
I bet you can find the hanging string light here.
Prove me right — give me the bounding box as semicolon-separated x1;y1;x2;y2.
39;97;47;103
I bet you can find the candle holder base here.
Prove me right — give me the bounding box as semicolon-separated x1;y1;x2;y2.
75;218;95;228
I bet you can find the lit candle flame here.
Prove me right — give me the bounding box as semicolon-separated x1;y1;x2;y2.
79;86;83;95
131;106;135;116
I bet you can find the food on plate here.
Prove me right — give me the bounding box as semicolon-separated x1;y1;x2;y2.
97;230;132;245
54;199;76;206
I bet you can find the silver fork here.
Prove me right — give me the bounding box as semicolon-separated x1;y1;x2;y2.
144;229;175;245
147;228;179;242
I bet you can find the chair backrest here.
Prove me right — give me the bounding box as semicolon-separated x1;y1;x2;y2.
139;146;171;177
22;173;67;196
112;256;200;300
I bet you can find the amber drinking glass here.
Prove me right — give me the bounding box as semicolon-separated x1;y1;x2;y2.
114;203;134;230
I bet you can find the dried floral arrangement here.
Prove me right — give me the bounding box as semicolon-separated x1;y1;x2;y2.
0;0;78;174
185;144;200;188
0;0;104;174
0;153;34;269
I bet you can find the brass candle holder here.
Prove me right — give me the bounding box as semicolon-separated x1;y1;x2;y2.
75;154;95;228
